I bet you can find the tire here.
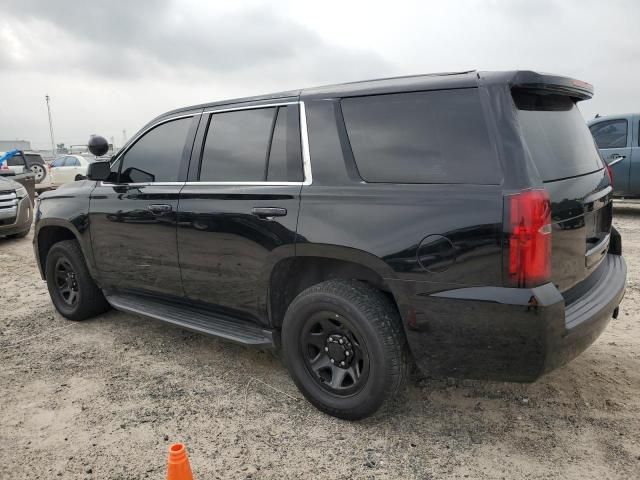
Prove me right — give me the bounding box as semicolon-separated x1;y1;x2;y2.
45;240;110;321
29;164;47;184
282;279;408;420
74;174;85;181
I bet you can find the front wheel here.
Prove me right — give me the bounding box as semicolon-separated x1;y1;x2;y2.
282;279;408;420
45;240;110;320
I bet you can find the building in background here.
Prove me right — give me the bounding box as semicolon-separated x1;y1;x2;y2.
0;140;32;151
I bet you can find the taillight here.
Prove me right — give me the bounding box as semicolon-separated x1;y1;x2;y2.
505;189;552;288
606;164;614;185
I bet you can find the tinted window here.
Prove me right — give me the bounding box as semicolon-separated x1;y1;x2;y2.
119;117;191;183
514;91;603;182
24;154;42;164
267;106;303;182
200;108;275;182
341;89;501;184
589;120;628;149
50;157;65;167
65;156;80;167
6;155;25;166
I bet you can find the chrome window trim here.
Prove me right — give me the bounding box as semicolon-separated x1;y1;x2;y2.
201;101;297;115
99;100;313;188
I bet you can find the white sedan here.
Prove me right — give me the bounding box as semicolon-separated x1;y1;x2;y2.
48;155;97;187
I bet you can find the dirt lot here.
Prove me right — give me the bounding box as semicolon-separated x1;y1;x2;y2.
1;206;639;480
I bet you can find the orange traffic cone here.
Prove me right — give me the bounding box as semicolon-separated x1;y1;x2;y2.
166;443;193;480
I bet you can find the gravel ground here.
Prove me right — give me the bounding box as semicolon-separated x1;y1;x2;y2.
1;206;639;479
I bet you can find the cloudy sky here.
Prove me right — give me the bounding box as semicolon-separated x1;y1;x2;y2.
1;0;638;150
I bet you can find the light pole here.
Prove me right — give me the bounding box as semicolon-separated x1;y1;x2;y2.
45;95;56;158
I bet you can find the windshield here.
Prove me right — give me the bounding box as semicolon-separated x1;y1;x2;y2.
513;90;603;182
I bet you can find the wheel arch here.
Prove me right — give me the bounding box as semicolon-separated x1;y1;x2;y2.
266;244;404;330
35;219;96;281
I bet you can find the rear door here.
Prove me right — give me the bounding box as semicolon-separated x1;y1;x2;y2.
514;90;611;292
177;100;303;326
589;118;631;195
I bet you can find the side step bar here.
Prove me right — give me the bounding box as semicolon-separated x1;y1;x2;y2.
106;293;275;347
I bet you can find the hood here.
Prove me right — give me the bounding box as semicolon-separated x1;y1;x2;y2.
0;175;21;191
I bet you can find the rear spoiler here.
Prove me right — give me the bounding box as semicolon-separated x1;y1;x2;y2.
509;71;594;101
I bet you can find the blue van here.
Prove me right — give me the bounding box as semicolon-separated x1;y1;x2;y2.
588;114;640;196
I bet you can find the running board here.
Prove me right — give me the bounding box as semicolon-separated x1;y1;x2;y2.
105;293;274;347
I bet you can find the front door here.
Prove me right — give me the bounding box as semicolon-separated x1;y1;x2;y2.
590;118;631;195
90;114;200;296
178;101;303;325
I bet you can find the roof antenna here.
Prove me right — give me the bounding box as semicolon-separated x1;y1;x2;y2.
594;113;601;118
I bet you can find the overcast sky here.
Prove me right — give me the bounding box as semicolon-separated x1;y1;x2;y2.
1;0;638;150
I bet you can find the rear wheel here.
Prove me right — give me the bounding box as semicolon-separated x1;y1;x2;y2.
29;164;47;183
45;240;110;320
282;279;408;420
74;174;85;181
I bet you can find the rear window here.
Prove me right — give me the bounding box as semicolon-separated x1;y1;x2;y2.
513;90;603;182
341;89;501;184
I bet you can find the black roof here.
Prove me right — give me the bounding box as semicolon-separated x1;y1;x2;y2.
156;70;592;122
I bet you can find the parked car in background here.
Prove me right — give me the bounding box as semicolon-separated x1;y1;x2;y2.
0;174;33;239
48;155;95;187
1;150;52;191
588;113;640;197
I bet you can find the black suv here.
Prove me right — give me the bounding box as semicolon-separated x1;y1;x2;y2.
34;71;626;419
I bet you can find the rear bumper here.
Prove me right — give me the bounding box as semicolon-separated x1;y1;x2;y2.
391;253;626;382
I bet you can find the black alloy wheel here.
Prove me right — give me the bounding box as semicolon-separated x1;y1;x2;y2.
45;240;110;320
301;311;369;396
282;279;408;420
54;257;79;306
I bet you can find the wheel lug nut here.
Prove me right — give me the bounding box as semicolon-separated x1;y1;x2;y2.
338;339;344;344
324;347;329;352
340;361;345;366
345;351;350;356
330;359;335;364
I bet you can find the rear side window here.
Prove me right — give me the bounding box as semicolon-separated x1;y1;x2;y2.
513;91;603;182
65;156;80;167
6;155;25;167
267;106;303;182
118;117;192;183
589;119;628;149
50;157;65;167
199;106;302;182
341;89;501;184
200;108;275;182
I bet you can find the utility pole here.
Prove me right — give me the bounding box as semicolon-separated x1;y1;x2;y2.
45;95;56;158
122;129;127;146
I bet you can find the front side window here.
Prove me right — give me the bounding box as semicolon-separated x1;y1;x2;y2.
118;117;192;183
589;119;628;149
341;89;501;184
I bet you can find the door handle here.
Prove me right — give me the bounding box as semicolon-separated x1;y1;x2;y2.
251;207;287;219
148;204;172;213
607;154;625;167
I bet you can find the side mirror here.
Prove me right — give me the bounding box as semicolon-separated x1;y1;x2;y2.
88;135;109;157
87;161;111;181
